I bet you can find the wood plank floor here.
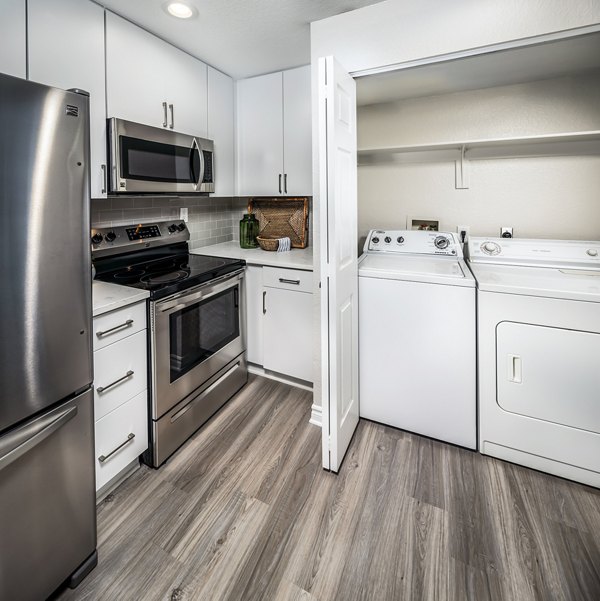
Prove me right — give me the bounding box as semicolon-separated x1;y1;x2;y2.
57;375;600;601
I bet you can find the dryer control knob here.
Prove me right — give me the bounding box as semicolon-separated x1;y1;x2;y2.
372;237;380;244
587;248;598;257
482;241;501;255
397;236;404;244
434;235;449;249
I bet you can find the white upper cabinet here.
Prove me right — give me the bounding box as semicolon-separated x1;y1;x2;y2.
163;42;208;138
237;66;312;197
28;0;107;198
236;72;284;196
0;0;26;78
208;66;234;195
106;12;208;137
283;66;313;196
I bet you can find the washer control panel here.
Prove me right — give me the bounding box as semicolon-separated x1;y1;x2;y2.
468;236;600;269
365;230;461;257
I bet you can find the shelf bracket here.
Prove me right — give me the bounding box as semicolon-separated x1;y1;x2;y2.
455;145;470;189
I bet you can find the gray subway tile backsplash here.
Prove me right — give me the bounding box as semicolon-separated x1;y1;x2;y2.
91;196;236;250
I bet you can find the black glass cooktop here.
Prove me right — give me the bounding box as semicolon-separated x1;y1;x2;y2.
93;243;245;300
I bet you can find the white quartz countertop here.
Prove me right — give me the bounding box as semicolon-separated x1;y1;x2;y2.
92;281;149;317
191;241;314;271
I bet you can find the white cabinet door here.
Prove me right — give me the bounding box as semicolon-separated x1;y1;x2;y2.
263;287;313;382
166;44;207;137
0;0;25;78
283;66;312;196
106;12;170;128
28;0;107;198
236;72;284;196
244;266;264;365
208;66;234;196
106;11;208;137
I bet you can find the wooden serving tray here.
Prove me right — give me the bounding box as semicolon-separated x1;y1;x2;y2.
248;197;310;249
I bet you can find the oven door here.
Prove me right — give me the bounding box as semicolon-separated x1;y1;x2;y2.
151;271;245;419
109;118;215;194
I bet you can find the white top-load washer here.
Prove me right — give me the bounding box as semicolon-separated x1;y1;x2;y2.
359;230;477;448
468;236;600;487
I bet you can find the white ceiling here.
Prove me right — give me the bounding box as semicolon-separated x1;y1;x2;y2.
356;32;600;106
97;0;384;79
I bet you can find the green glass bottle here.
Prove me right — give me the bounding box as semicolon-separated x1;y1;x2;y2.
239;213;259;249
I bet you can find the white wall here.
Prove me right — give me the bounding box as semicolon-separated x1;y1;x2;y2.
311;0;600;74
358;157;600;242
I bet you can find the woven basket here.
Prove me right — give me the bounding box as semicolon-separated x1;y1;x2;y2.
248;197;310;249
256;236;279;252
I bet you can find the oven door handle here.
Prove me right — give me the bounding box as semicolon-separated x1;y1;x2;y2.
157;270;244;313
190;138;204;191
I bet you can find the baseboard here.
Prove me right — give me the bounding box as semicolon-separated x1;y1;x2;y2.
309;403;322;428
247;363;313;392
95;459;141;503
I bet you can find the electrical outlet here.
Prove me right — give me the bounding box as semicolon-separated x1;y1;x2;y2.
501;227;513;238
180;207;189;223
457;225;470;243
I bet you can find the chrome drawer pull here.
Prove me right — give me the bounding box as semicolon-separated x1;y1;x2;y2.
96;319;134;337
98;433;135;463
279;278;300;285
97;370;134;393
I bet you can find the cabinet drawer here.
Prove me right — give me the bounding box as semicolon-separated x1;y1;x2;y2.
262;267;313;293
93;301;146;351
95;390;148;491
94;330;147;420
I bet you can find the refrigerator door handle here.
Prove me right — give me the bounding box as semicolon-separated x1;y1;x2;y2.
0;406;78;472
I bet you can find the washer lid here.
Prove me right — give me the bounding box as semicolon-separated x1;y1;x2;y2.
469;262;600;302
358;254;475;287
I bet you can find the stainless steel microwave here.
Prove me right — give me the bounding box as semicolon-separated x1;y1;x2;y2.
107;118;215;194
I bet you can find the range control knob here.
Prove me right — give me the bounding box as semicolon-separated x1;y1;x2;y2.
168;224;178;233
91;233;103;245
104;231;116;243
397;236;404;244
482;241;501;255
177;223;186;231
372;236;380;244
587;248;598;257
434;235;449;250
384;236;392;243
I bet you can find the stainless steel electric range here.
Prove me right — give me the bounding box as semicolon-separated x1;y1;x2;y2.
92;220;248;467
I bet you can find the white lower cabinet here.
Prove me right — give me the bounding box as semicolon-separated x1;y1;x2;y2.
95;391;148;491
248;266;313;383
93;300;148;493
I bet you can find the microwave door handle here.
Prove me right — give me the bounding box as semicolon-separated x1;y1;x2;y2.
198;142;205;189
190;139;204;191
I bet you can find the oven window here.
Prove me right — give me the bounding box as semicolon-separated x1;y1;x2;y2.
169;286;239;382
121;135;199;183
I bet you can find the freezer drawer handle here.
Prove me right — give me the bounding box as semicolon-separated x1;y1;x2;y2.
97;370;134;394
98;433;135;463
0;406;78;472
279;278;301;285
96;319;134;338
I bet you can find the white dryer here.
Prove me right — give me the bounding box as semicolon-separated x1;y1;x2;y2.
468;236;600;487
359;230;477;449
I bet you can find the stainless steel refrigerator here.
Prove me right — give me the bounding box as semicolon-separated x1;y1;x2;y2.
0;73;97;600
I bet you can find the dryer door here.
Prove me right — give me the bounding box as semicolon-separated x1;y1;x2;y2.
496;321;600;433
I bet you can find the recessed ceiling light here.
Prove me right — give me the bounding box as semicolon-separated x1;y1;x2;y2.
164;2;196;19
